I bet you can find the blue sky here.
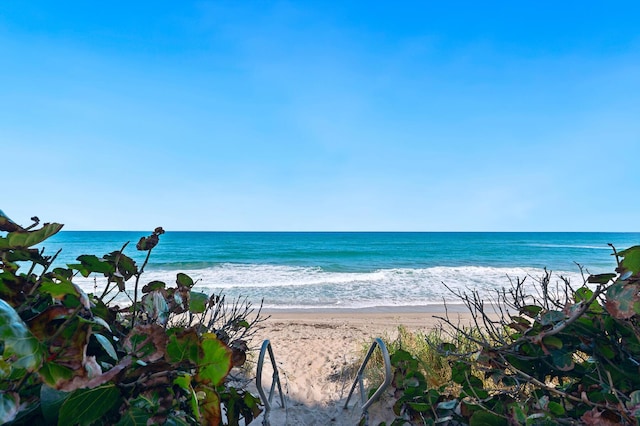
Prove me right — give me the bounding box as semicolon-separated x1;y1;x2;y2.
2;1;639;231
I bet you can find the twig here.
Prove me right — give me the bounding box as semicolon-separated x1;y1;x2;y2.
131;249;152;327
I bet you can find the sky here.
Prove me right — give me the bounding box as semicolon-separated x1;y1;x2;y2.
2;1;639;231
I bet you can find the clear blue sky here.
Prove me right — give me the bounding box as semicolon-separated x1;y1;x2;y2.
2;2;639;231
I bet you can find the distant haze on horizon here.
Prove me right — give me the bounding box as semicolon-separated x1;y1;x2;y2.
2;2;639;232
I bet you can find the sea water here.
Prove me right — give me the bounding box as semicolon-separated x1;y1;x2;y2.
38;232;639;310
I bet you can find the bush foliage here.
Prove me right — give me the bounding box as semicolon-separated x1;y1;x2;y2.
387;244;640;425
0;213;263;425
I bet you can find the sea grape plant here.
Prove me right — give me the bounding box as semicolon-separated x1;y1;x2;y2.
0;212;263;425
387;245;640;425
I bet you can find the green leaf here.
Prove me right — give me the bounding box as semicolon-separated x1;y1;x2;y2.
234;319;250;329
469;410;508;426
167;328;199;364
463;375;485;395
390;348;415;364
77;255;115;275
53;267;73;279
174;374;200;421
0;359;10;378
575;287;594;302
509;315;531;331
6;248;48;265
451;361;470;385
0;299;44;371
142;280;166;293
542;335;563;350
440;342;457;353
39;362;74;388
587;274;616;284
242;392;263;421
177;273;194;288
575;287;604;313
510;404;526;424
619;246;640;276
67;263;90;277
547;401;565;416
519;305;543;317
41;385;69;424
551;350;575;371
58;384;121;426
407;402;431;412
197;333;232;386
104;251;138;281
539;310;565;326
174;374;192;390
189;291;209;314
115;407;150;426
0;392;19;424
40;278;79;300
94;333;118;361
164;416;192;426
600;344;615;359
0;223;63;249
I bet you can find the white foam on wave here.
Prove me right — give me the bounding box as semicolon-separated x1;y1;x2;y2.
71;264;589;309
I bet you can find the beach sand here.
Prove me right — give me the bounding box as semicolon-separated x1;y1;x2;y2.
244;306;485;425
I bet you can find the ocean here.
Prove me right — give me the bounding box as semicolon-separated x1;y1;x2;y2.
39;232;639;310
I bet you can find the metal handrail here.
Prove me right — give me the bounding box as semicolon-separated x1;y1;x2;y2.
255;339;286;425
343;337;392;419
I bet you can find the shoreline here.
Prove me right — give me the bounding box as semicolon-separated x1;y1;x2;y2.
260;302;477;314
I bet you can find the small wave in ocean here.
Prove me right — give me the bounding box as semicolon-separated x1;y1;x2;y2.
43;231;635;309
73;264;587;310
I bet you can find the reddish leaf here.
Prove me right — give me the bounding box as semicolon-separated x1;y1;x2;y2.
230;340;248;367
123;324;167;362
580;408;622;426
197;387;222;426
605;282;640;319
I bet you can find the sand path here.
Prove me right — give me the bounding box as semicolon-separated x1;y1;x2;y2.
245;308;478;425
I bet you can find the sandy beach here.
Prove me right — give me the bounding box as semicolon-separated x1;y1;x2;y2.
246;306;483;425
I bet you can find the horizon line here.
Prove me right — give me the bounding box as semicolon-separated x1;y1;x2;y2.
55;229;639;234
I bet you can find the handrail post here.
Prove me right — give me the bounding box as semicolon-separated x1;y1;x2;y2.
344;337;392;420
256;340;286;425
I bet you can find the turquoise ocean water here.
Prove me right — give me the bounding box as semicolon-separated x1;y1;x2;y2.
40;232;640;310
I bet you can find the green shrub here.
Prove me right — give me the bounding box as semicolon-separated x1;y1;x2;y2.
0;213;263;425
387;245;640;425
361;326;474;394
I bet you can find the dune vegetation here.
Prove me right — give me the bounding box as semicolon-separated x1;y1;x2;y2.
369;247;640;425
0;213;265;425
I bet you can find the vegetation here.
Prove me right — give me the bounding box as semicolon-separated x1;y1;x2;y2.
385;245;640;425
0;213;264;425
360;326;467;394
